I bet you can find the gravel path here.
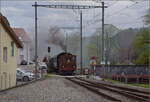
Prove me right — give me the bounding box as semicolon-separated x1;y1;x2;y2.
0;76;110;102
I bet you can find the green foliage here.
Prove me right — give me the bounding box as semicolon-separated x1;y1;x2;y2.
44;74;51;78
132;29;150;65
144;9;150;25
134;49;150;65
132;29;150;50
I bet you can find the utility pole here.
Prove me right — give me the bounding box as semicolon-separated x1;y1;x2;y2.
80;11;83;74
101;2;105;65
33;2;38;77
105;30;109;65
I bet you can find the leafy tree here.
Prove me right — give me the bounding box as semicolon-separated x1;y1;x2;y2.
87;24;120;65
110;28;137;64
132;29;150;51
132;29;150;65
134;49;150;65
87;31;101;64
144;9;150;25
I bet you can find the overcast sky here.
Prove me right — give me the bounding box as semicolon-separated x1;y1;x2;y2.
0;0;149;37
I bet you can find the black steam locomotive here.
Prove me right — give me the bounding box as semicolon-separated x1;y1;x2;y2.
47;52;76;75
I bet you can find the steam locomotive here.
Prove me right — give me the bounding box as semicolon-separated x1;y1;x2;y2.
48;52;76;75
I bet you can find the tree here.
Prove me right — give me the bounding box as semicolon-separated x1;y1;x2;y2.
67;32;80;54
134;49;150;65
87;29;101;64
132;29;150;51
132;29;150;65
87;24;119;65
112;28;137;64
144;9;150;25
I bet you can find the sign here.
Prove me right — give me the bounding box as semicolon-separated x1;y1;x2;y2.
90;56;96;66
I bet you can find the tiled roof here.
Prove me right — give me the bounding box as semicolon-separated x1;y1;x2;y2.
13;28;31;42
0;13;23;48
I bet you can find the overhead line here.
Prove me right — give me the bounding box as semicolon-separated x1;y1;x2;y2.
108;21;142;25
83;19;143;29
106;1;139;18
34;4;107;9
1;0;148;2
85;1;145;27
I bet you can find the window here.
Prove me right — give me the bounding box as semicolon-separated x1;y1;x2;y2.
3;47;7;63
17;70;23;75
11;41;14;56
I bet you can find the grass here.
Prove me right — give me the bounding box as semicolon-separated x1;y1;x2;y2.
127;83;150;88
105;78;122;83
44;74;51;78
104;78;150;88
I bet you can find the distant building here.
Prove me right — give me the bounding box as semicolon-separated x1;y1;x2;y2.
13;28;31;65
0;13;23;90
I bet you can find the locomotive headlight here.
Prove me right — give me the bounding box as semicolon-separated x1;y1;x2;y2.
73;66;75;68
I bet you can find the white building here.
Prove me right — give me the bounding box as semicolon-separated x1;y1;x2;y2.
13;28;31;65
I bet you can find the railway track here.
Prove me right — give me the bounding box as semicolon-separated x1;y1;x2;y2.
66;77;150;102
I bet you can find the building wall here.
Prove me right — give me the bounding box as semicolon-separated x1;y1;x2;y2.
0;23;18;90
18;41;30;64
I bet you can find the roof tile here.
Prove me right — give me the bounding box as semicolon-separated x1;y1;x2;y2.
13;28;31;42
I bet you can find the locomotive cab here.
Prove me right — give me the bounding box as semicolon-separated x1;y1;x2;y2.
58;53;76;75
48;52;77;75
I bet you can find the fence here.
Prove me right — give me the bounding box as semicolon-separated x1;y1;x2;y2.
95;65;149;78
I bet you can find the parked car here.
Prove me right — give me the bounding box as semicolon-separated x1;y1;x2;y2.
29;61;34;65
39;62;47;69
20;60;27;65
39;62;47;73
16;68;36;81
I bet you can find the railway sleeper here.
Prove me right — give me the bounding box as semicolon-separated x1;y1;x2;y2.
66;78;121;102
77;77;150;95
74;78;149;102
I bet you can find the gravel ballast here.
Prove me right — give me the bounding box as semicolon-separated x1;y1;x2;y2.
0;76;111;102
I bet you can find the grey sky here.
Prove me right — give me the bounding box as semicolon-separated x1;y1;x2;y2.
0;0;149;37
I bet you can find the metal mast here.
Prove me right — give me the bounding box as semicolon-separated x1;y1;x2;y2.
101;2;105;64
34;2;38;74
80;11;83;74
